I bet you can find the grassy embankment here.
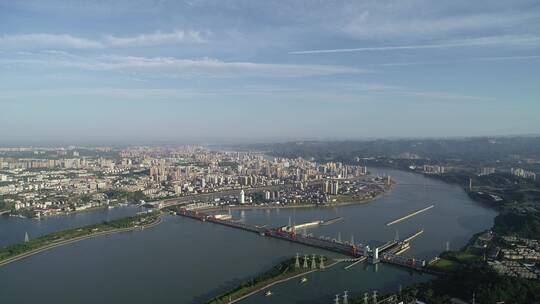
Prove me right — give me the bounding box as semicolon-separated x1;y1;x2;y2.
429;249;482;273
206;256;332;304
0;212;161;266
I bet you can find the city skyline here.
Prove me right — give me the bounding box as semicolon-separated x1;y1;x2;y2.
1;0;540;143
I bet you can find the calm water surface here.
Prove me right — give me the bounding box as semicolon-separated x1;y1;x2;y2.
0;168;497;304
0;206;141;248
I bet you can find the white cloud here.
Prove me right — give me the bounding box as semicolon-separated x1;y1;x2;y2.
331;83;490;103
289;35;540;54
398;90;490;102
0;34;103;49
475;55;540;62
0;84;489;104
0;31;205;50
1;52;367;77
343;12;535;40
380;55;540;67
104;30;205;47
91;55;366;77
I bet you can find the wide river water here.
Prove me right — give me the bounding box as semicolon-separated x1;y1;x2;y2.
0;168;497;304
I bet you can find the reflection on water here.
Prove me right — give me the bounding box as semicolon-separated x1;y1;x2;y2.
0;168;497;304
0;206;142;248
242;262;431;304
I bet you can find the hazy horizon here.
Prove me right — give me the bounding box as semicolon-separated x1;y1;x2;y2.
1;1;539;142
1;133;540;147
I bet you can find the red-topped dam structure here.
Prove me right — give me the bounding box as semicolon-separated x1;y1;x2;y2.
173;208;439;275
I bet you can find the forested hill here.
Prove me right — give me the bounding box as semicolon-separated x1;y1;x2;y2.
243;136;540;162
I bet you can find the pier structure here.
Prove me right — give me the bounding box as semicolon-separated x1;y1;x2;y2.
386;205;434;226
281;216;344;233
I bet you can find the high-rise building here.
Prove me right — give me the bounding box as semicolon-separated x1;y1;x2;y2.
423;165;445;174
511;168;536;180
174;185;182;194
239;189;245;204
323;180;331;194
479;167;496;176
331;181;339;195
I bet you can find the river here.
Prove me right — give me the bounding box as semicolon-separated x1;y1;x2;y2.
0;206;142;248
0;168;497;304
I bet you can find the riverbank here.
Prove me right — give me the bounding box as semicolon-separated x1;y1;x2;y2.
391;176;540;303
206;256;338;304
195;183;392;213
0;212;162;268
7;202;138;220
0;167;497;304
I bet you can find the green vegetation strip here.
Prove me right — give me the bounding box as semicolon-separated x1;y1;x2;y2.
494;212;540;239
0;213;161;267
207;256;333;304
414;230;540;304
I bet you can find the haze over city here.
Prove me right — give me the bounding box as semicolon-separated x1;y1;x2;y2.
1;0;539;144
2;2;540;304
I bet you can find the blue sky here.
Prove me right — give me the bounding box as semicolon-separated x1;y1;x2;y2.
1;0;539;144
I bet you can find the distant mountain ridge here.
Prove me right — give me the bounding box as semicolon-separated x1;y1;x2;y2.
241;136;540;162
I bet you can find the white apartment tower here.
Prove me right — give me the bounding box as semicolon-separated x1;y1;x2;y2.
239;189;245;204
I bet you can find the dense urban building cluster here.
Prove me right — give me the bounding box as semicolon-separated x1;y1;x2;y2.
488;236;540;280
422;165;446;175
511;167;537;180
0;146;382;217
478;167;496;176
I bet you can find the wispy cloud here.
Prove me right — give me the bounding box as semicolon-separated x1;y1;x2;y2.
0;30;205;50
289;35;540;54
475;55;540;61
342;12;536;40
89;55;366;77
104;30;205;47
0;84;490;104
0;34;103;49
381;55;540;67
398;90;490;102
334;82;490;103
1;52;367;77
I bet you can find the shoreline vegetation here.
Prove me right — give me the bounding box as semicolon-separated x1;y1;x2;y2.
373;170;540;303
0;212;162;268
206;256;336;304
